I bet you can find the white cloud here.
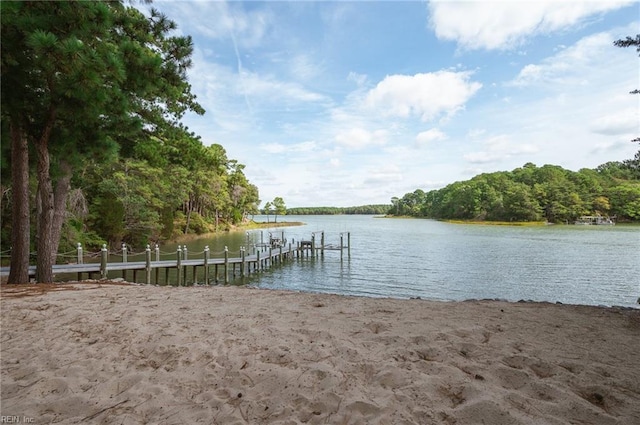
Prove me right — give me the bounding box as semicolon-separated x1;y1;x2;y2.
260;143;287;154
363;165;404;184
464;135;540;164
155;0;273;48
590;108;639;136
428;0;634;50
239;70;328;103
347;71;368;87
364;71;482;121
510;32;613;86
416;128;448;145
289;54;323;81
335;128;389;149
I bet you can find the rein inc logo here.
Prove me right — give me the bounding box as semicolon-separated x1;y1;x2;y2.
0;417;34;424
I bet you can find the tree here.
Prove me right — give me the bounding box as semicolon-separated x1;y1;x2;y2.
263;202;272;223
1;1;203;282
608;183;640;220
613;34;640;164
272;197;286;222
390;197;400;215
389;162;639;223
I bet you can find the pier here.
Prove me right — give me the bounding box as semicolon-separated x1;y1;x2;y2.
0;231;350;286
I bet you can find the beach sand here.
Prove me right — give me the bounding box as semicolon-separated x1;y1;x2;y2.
1;282;639;424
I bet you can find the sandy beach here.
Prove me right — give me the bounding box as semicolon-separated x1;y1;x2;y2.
1;282;639;424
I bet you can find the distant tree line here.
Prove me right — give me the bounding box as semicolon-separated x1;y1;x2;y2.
287;205;391;215
389;162;640;223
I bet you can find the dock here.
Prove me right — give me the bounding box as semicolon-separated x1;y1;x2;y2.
0;231;350;286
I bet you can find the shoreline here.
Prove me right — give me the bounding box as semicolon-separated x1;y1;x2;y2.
169;220;306;244
1;282;639;424
1;280;638;310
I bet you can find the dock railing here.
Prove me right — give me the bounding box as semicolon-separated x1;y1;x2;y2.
0;231;350;286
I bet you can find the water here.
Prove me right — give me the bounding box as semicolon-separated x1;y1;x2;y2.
162;215;639;307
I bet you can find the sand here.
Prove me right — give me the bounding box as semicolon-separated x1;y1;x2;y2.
1;282;639;425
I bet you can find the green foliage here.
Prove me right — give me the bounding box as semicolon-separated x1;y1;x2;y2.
0;0;261;258
390;163;640;223
287;205;392;215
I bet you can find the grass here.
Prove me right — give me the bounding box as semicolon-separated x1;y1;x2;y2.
237;220;305;230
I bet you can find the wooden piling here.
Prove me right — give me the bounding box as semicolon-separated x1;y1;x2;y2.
177;246;183;286
224;246;229;284
145;245;151;285
155;244;160;285
100;244;108;279
77;243;83;281
122;243;127;280
204;246;210;285
241;247;246;277
182;245;188;285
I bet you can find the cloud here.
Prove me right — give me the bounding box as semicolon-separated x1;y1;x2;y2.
239;70;328;103
364;71;482;121
289;54;324;81
363;165;403;184
260;141;318;154
428;0;634;50
416;128;448;145
335;128;389;149
260;141;319;154
464;135;539;164
155;0;273;48
347;71;368;87
590;108;639;136
509;32;613;86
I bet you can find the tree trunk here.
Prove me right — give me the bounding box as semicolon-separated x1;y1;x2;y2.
184;207;191;234
34;108;57;283
50;160;72;258
8;122;31;284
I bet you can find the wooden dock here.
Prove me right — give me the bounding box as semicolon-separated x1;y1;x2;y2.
0;231;350;286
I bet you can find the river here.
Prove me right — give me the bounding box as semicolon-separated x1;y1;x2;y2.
157;215;639;308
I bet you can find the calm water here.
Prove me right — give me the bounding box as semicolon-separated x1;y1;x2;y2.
162;215;639;307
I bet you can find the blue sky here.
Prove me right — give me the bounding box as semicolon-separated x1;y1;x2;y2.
149;0;639;208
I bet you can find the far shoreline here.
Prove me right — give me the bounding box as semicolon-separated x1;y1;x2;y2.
379;215;549;226
169;220;305;244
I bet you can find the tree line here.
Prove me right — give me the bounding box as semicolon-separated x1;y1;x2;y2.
389;34;640;224
1;1;260;283
287;205;391;215
389;162;640;223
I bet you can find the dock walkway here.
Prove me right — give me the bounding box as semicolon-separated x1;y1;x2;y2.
0;231;350;286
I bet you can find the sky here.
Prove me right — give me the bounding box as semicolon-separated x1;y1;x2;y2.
148;0;640;208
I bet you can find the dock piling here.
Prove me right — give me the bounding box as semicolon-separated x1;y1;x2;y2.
224;246;229;284
204;246;210;285
145;245;151;285
241;247;246;277
177;246;183;286
100;244;107;279
122;243;127;280
155;244;160;284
